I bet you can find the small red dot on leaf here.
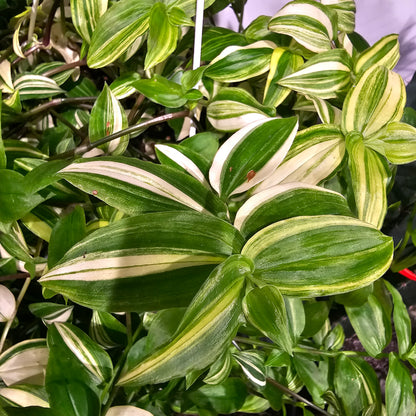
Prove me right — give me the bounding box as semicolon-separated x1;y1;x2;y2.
92;190;98;195
246;170;256;182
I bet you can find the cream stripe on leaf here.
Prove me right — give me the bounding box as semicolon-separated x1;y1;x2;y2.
87;0;153;68
321;0;356;33
40;211;244;312
58;157;228;218
346;132;390;229
0;386;50;408
355;34;400;77
14;75;64;101
117;255;252;386
209;117;298;199
278;49;353;99
89;84;129;156
242;215;393;297
306;95;342;124
232;350;266;386
341;65;405;137
254;124;345;192
234;182;352;238
269;0;337;53
70;0;108;44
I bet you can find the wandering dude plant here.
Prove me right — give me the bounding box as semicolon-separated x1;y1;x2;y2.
1;0;416;415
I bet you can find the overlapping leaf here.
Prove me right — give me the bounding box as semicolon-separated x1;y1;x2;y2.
39;211;244;312
322;0;355;33
242;215;393;297
14;75;64;101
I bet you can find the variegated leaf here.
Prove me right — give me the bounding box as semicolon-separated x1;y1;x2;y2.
232;350;266;386
29;303;73;326
70;0;108;44
39;212;244;312
364;121;416;164
207;87;274;132
87;0;153;68
106;406;153;416
203;349;232;385
278;49;352;99
234;182;352;238
254;124;345;192
342;65;405;137
306;95;342;124
32;62;75;86
0;285;15;322
321;0;355;33
89;311;127;349
0;60;14;93
263;47;304;108
89;84;129;155
165;0;216;16
204;41;275;83
14;75;64;101
354;34;400;77
269;0;337;53
117;254;251;386
58;157;228;218
0;339;48;386
242;215;393;297
347;132;390;229
0;385;49;408
0;93;5;169
209;117;299;199
109;72;141;99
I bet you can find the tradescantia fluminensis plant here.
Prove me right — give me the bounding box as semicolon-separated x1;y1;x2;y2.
1;0;416;414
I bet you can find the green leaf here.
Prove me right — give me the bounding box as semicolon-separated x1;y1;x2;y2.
0;60;14;94
89;84;129;155
385;353;416;416
89;310;127;348
278;49;352;99
342;65;405;137
29;302;73;326
48;206;86;269
384;281;412;357
0;222;32;264
58;156;228;218
0;170;46;224
365;121;416;164
117;255;252;386
0;92;6;169
322;0;355;33
346;293;392;357
355;34;400;76
242;215;393;297
1;407;54;416
33;61;75;86
203;349;232;385
307;95;342;124
285;296;305;343
13;75;64;101
0;384;49;408
234;183;352;238
209;117;299;199
144;3;178;70
40;211;244;312
254;124;345;192
232;350;266;386
87;0;153;68
207;87;274;132
109;72;141;99
243;285;293;354
269;0;337;53
4;140;47;169
263;47;304;107
334;355;382;416
346;132;390;228
133;74;187;107
70;0;108;44
204;41;275;83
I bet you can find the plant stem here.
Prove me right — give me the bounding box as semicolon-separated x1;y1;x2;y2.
50;109;86;140
127;94;145;125
42;58;87;77
0;272;31;282
28;0;39;44
43;0;60;47
266;377;333;416
0;277;31;353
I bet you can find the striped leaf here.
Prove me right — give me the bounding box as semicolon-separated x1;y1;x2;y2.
342;65;406;137
306;95;342;124
87;0;153;68
278;49;352;99
4;140;47;168
263;48;304;108
144;2;179;70
89;311;127;349
242;215;393;297
0;385;49;408
232;350;266;387
254;124;345;192
117;254;252;386
203;349;232;385
204;41;275;83
70;0;108;44
29;303;73;326
269;0;337;53
0;60;14;94
89;84;129;155
364;121;416;165
0;285;15;322
207;87;274;132
322;0;355;33
0;339;48;386
49;322;113;383
347;132;390;229
243;286;293;354
58;157;228;218
0;93;5;169
155;144;210;186
354;34;400;77
209;117;299;199
106;407;153;416
39;211;244;312
165;0;215;16
234;183;352;238
14;75;64;101
109;72;141;99
32;62;75;86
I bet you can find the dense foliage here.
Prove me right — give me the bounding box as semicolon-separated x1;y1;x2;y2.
1;0;416;415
